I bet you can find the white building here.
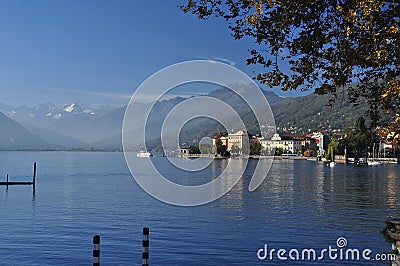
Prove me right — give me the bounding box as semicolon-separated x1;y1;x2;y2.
261;133;303;154
211;130;251;155
311;130;331;157
228;130;249;155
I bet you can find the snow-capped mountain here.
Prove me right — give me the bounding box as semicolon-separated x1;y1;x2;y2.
61;102;98;115
2;102;116;121
63;103;76;113
0;102;122;144
0;102;112;122
0;88;284;150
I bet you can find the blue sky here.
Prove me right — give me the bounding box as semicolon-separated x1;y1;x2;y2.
0;0;307;106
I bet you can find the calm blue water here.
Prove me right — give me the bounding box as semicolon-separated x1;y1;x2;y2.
0;152;399;265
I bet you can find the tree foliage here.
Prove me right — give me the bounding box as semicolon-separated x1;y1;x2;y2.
275;147;284;156
213;132;228;155
189;145;201;154
181;0;400;134
342;116;373;157
250;140;261;155
326;136;339;161
199;143;212;154
230;144;240;155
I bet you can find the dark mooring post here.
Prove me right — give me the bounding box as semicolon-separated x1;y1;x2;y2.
6;174;8;183
33;162;37;186
142;227;149;266
93;235;100;266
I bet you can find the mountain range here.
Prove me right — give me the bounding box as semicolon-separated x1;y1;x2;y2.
0;88;365;151
0;112;52;150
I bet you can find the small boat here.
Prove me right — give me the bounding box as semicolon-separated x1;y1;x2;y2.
137;151;153;158
367;161;382;166
329;161;336;168
347;158;356;163
356;158;367;165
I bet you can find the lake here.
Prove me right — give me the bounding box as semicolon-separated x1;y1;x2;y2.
0;152;399;265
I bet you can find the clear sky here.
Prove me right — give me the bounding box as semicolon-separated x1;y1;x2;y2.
0;0;307;106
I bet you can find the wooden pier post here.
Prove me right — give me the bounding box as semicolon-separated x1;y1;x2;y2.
142;227;149;266
0;162;36;186
33;162;37;187
93;235;100;266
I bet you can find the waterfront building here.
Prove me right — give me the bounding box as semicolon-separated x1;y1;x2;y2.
301;134;318;152
212;136;229;148
211;130;251;155
227;130;249;155
261;133;303;154
311;130;331;157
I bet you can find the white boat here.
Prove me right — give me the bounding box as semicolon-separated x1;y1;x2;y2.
348;158;356;163
329;161;336;168
367;161;382;166
137;151;153;158
356;158;367;165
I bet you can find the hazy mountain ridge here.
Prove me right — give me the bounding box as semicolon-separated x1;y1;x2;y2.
21;123;87;148
0;102;124;145
0;112;54;150
0;88;366;150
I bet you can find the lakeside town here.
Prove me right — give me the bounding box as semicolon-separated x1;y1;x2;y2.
179;118;400;164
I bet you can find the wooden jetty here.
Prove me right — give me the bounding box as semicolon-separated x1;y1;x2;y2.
0;162;36;186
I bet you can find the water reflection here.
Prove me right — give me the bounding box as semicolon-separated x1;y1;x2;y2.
219;159;246;212
265;160;295;193
6;157;397;220
31;185;36;217
386;168;400;210
0;152;399;266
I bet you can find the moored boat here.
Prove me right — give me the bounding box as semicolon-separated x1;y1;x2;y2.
367;160;382;166
137;151;153;158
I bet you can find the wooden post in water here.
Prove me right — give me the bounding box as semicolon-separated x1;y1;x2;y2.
93;235;100;266
33;162;37;186
142;227;149;266
6;174;8;183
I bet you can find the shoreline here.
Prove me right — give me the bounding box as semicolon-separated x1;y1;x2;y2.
178;154;400;163
1;150;399;164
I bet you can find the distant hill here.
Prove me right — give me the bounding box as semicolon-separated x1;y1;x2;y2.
272;93;366;133
72;106;126;143
22;123;86;148
0;112;53;150
151;89;367;150
207;87;284;107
